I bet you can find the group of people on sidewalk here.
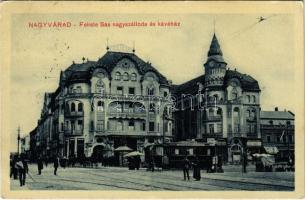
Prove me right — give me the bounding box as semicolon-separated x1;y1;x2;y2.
10;154;60;187
10;154;28;186
36;155;60;176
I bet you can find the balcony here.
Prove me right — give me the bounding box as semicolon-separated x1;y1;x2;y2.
64;129;83;136
247;133;258;138
107;111;146;119
93;129;106;135
261;124;294;130
203;115;222;122
228;130;242;138
65;111;84;118
92;93;169;102
202;132;223;138
106;130;148;136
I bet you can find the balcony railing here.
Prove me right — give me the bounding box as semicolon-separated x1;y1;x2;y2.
203;115;222;122
93;93;170;102
228;130;242;138
107;111;146;119
64;129;83;136
64;111;84;117
247;133;258;138
261;124;294;130
202;132;223;138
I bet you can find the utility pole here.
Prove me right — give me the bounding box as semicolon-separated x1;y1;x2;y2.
17;126;20;155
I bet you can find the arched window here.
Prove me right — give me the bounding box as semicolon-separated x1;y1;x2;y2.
71;102;75;112
247;95;250;103
216;108;222;116
232;89;238;100
115;72;121;80
252;95;256;103
233;107;240;132
147;87;155;96
76;86;82;93
164;107;168;116
214;94;218;102
149;103;156;113
251;109;256;118
123;72;129;81
65;103;70;113
247;110;251;118
96;80;105;94
78;102;83;112
97;101;104;112
208;108;214;116
131;73;137;81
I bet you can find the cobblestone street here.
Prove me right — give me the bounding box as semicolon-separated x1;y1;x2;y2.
10;164;294;191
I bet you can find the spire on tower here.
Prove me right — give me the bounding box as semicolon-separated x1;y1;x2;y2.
208;33;223;57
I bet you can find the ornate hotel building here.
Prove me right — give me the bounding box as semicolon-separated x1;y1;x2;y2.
173;34;262;163
35;46;173;160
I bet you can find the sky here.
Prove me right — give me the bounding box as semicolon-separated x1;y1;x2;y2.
10;13;295;151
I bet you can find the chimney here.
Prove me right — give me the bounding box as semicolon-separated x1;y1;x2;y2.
275;107;278;111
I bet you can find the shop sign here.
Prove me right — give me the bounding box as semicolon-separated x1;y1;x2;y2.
247;141;262;147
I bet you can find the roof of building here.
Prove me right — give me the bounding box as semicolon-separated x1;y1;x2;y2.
224;69;260;91
96;51;169;84
62;51;169;85
173;69;260;97
260;111;295;120
172;75;205;97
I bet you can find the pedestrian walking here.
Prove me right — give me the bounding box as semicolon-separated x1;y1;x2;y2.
183;156;191;181
192;157;201;181
53;155;59;175
44;157;48;168
10;155;18;179
15;155;28;186
37;156;43;175
135;156;141;170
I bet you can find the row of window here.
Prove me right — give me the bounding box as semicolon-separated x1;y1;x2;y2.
63;120;83;132
246;95;256;103
115;72;137;81
69;81;169;97
266;134;293;143
246;109;256;119
268;120;291;125
64;138;84;157
92;120;158;132
180;93;256;107
203;123;223;134
66;102;83;113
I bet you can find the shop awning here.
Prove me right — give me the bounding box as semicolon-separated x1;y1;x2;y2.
114;146;133;152
264;146;279;154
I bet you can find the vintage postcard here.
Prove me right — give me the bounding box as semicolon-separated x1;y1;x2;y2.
0;1;304;199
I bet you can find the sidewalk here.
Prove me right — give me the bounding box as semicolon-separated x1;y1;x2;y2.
10;178;30;190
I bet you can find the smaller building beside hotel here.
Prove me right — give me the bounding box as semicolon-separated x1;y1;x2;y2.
260;108;295;162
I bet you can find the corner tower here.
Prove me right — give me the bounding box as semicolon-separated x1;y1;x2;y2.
204;34;227;87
